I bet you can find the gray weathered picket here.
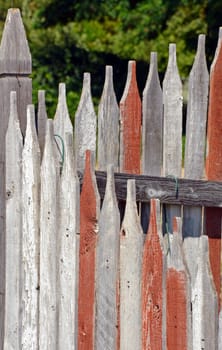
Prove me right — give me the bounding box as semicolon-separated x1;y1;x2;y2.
0;10;32;343
95;165;120;350
97;66;119;171
22;105;40;350
120;180;143;350
163;43;182;233
75;73;97;171
4;91;23;350
183;34;209;238
58;133;79;350
39;120;59;350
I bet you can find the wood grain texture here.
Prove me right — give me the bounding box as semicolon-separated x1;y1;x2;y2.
141;199;166;350
142;52;163;176
192;236;218;350
22;105;40;350
95;165;120;350
183;34;209;238
163;43;183;233
120;180;143;350
54;83;73;140
167;218;191;350
119;61;141;174
183;237;200;286
205;27;222;306
78;150;100;350
58;133;79;350
86;170;222;207
39;120;59;350
210;27;222;75
98;66;119;171
4;91;23;350
75;73;97;171
37;90;47;157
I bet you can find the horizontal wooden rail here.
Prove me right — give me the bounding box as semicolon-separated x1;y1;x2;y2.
78;171;222;207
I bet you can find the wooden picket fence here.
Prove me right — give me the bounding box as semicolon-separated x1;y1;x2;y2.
0;8;222;350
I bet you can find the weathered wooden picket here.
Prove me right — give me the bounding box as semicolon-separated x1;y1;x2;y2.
0;7;222;350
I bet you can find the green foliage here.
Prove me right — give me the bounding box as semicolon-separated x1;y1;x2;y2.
0;0;219;118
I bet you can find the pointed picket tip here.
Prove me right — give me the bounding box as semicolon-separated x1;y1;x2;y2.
120;60;139;102
103;164;117;204
82;150;100;211
104;66;114;92
125;179;136;211
42;119;56;168
0;8;31;74
166;43;178;70
76;73;92;111
24;105;39;149
75;73;97;171
167;217;186;271
54;83;73;138
210;27;222;74
143;52;160;93
37;90;47;156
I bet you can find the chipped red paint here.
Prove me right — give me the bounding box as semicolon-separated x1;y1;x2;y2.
167;268;188;350
120;61;141;174
142;199;163;349
78;151;98;350
205;40;222;308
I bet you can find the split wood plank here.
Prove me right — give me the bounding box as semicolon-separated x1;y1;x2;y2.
37;90;47;157
120;179;143;350
141;198;166;350
22;105;40;350
58;133;79;350
163;43;182;233
4;91;23;350
141;52;163;232
54;83;73;140
0;10;32;343
97;66;119;171
183;34;209;238
205;26;222;305
78;150;100;350
166;217;192;350
90;170;222;208
192;236;218;349
75;73;97;171
95;165;120;350
39;120;59;350
119;61;141;174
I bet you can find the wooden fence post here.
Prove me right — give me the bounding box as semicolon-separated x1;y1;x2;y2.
58;133;79;350
163;43;182;233
4;91;23;349
37;90;47;157
119;61;141;174
22;105;40;349
78;150;100;350
205;26;222;305
192;236;218;349
141;52;163;232
0;9;32;343
183;34;209;238
166;217;192;350
97;66;119;171
39;120;59;349
95;165;120;350
120;179;143;350
142;198;166;350
75;73;97;171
